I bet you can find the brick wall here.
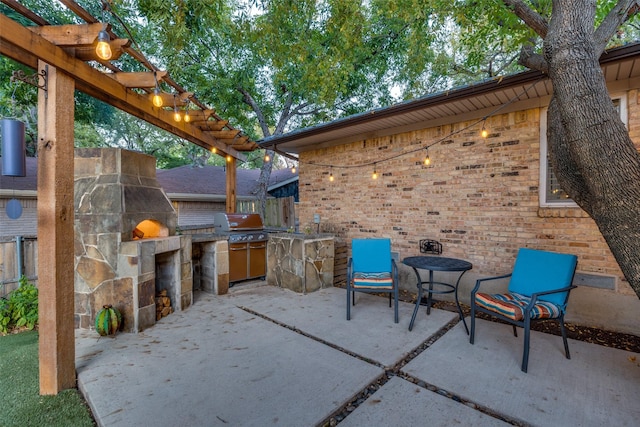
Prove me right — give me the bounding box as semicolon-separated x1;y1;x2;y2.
297;94;640;333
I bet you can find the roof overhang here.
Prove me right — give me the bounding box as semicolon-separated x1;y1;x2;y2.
260;43;640;154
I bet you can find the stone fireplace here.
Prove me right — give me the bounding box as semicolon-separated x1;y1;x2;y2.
74;148;192;333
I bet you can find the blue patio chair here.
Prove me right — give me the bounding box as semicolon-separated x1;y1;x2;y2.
347;238;399;323
469;248;578;372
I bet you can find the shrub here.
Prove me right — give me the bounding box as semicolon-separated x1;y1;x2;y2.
0;276;38;335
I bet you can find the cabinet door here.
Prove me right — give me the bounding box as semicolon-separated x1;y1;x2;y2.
229;243;248;282
248;243;266;278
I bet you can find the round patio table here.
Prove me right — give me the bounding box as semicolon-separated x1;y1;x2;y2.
403;256;472;333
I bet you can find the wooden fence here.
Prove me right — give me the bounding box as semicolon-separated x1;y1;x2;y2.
0;236;38;297
237;196;296;229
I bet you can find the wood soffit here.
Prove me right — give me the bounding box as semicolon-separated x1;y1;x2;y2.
0;1;257;157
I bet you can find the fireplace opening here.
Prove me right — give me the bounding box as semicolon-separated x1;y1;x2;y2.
133;219;169;240
155;250;180;321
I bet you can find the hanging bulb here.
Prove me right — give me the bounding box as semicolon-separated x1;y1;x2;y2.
291;166;296;174
481;123;489;138
424;148;431;166
329;172;334;182
95;29;112;60
211;147;217;154
226;155;232;163
152;86;163;108
372;164;378;180
184;110;191;123
264;153;270;162
173;108;182;122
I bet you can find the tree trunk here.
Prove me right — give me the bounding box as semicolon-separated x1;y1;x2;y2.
544;1;640;298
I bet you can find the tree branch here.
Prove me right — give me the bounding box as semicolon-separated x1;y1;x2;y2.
238;87;271;138
594;0;640;56
518;45;549;73
502;0;549;38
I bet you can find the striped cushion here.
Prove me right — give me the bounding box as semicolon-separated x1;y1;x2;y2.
475;292;562;321
352;272;394;289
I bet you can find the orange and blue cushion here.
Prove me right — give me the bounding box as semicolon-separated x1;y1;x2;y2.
474;292;562;321
352;272;394;289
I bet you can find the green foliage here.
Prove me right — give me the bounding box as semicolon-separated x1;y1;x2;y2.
0;276;38;335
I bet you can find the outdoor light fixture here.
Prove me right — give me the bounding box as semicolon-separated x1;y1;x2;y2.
95;28;112;60
264;153;270;162
1;118;26;177
481;120;489;138
329;170;334;182
372;164;378;180
173;95;181;122
424;148;431;166
291;166;296;174
152;72;163;107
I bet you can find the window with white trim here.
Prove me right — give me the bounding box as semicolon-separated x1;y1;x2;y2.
539;93;628;207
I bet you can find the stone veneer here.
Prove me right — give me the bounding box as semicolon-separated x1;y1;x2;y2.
74;148;192;332
267;233;334;293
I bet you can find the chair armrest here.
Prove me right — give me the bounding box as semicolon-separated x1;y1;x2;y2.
527;285;577;307
471;273;512;295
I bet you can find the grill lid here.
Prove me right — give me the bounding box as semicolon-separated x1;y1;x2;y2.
214;213;264;232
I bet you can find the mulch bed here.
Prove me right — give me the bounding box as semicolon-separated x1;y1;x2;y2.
396;289;640;353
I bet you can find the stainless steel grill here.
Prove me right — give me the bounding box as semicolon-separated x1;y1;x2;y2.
213;213;267;285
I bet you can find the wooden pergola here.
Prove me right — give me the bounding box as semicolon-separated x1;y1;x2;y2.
0;0;257;394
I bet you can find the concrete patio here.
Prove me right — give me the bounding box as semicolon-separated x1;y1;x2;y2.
75;282;640;426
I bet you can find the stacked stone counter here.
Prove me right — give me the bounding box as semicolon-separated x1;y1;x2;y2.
267;233;334;293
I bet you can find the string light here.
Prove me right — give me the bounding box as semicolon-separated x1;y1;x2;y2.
226;155;232;163
95;6;112;60
291;166;296;173
95;28;112;60
211;147;217;154
481;120;489;138
264;152;270;162
184;100;191;123
266;77;542;179
152;72;163;107
173;95;181;122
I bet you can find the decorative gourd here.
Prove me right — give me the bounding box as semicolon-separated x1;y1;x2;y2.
95;305;122;336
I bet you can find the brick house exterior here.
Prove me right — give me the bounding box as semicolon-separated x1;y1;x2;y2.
261;43;640;335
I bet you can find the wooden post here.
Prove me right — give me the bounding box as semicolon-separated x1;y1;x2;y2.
226;156;237;213
37;61;76;394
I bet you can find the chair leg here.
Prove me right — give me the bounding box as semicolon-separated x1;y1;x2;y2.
388;292;392;308
346;284;351;321
393;288;399;324
469;298;476;344
559;316;571;359
521;317;531;373
512;325;518;337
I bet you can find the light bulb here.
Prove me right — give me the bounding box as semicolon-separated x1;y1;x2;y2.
329;173;334;182
291;166;296;173
481;128;489;138
226;155;232;163
264;154;270;162
424;149;431;166
372;170;378;180
152;87;163;107
211;147;217;154
174;108;182;122
95;30;112;60
184;111;191;123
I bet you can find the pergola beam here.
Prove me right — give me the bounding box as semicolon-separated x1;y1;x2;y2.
0;14;246;160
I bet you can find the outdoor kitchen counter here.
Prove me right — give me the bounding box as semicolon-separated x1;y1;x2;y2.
266;233;335;293
190;233;229;243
